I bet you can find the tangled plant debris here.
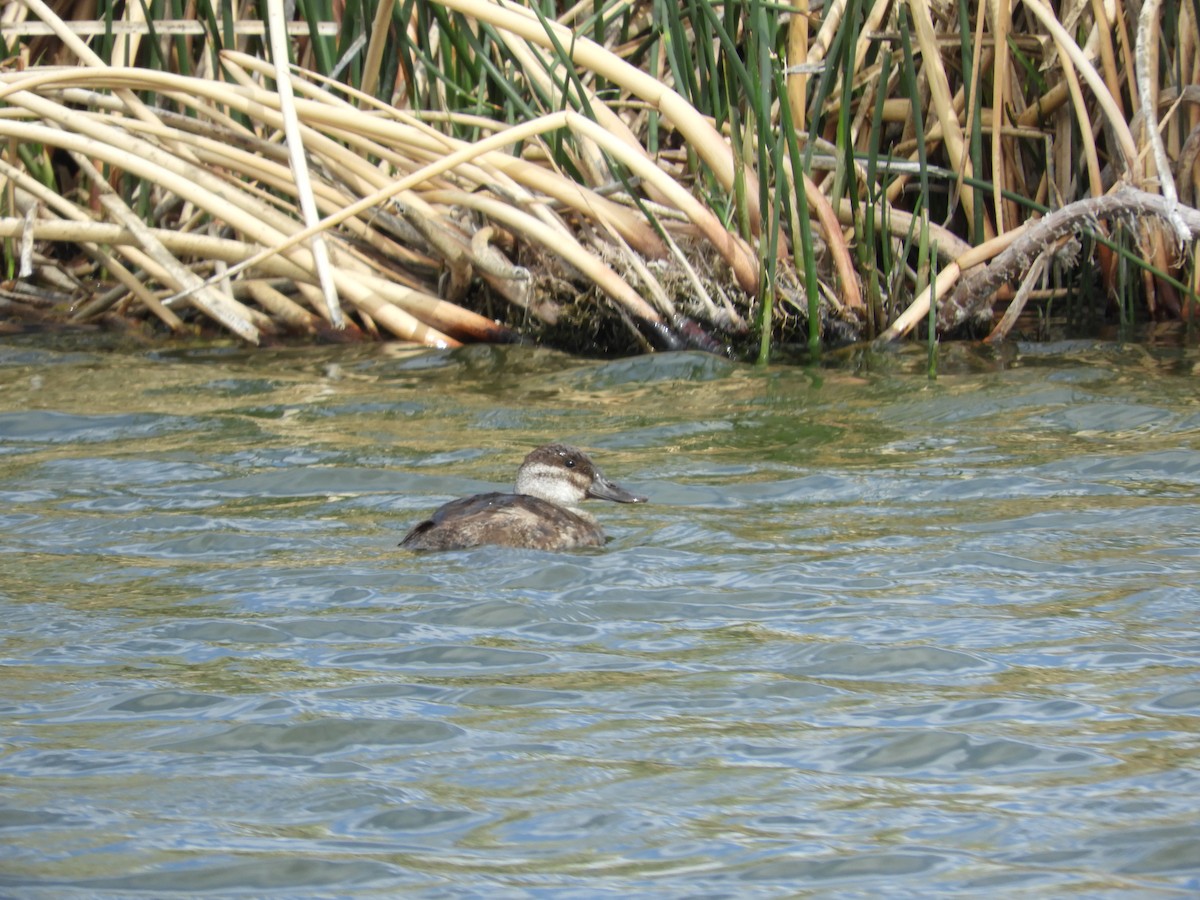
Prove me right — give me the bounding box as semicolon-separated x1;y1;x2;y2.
0;0;1197;357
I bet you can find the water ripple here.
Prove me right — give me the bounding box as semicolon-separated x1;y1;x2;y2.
2;341;1200;895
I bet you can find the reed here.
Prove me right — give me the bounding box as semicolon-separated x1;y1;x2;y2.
0;0;1195;354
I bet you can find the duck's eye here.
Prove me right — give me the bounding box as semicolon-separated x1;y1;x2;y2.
563;457;576;468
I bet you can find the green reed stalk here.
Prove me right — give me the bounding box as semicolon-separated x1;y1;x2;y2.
832;0;862;225
834;0;872;336
295;0;335;76
898;7;932;345
98;0;115;65
1116;225;1132;332
861;51;892;337
928;241;938;378
797;2;857;353
748;0;779;361
955;0;985;242
690;0;757;237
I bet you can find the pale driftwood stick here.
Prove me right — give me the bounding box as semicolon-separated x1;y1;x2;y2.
1134;0;1190;243
938;187;1200;334
983;242;1056;343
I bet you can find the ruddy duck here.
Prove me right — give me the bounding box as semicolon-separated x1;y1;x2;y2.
400;443;646;551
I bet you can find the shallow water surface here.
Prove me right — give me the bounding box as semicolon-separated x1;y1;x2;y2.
1;339;1199;897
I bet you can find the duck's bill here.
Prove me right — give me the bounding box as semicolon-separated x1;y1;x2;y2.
588;474;648;504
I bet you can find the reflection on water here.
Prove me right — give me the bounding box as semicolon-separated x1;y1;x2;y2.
2;339;1200;896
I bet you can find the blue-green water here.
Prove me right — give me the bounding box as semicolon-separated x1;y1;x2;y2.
1;339;1199;897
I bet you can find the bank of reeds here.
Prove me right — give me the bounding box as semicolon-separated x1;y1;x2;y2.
0;0;1197;357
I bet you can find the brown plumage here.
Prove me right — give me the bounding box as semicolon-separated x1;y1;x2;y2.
400;443;647;552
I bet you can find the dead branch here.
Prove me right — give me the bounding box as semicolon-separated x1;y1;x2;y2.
939;187;1200;334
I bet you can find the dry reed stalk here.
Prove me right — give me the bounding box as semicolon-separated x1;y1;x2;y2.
0;154;186;331
803;174;863;313
1;0;1196;352
422;188;665;325
1022;0;1140;178
265;0;344;328
786;1;810;135
86;159;265;342
199;103;757;300
990;0;1012;233
359;0;398;103
0;69;462;344
69;52;723;334
335;104;669;254
835;199;973;261
237;68;673;302
428;0;763;233
243;281;324;334
19;0;193;161
906;0;985;234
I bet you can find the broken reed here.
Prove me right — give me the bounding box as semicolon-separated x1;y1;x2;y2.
0;0;1197;355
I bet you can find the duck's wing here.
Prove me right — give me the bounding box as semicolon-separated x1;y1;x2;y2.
400;492;509;550
400;493;602;551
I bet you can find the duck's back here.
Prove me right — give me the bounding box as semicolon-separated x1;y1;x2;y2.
400;492;606;551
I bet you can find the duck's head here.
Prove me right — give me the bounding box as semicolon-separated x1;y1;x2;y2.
515;443;647;508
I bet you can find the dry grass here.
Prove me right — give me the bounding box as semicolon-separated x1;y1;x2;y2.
0;0;1196;356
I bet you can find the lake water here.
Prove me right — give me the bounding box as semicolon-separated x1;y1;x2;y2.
1;337;1199;897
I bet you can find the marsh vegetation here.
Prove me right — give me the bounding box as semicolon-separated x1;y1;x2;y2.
1;0;1197;358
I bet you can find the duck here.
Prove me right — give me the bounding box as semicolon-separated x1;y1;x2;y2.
400;443;646;551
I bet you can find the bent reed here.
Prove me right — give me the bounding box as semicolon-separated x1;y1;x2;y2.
0;0;1196;357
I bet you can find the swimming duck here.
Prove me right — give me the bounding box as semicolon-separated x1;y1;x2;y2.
400;443;646;551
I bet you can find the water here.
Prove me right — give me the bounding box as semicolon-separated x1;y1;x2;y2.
1;338;1199;897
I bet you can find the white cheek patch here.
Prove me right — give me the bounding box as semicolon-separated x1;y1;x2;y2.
516;461;586;505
